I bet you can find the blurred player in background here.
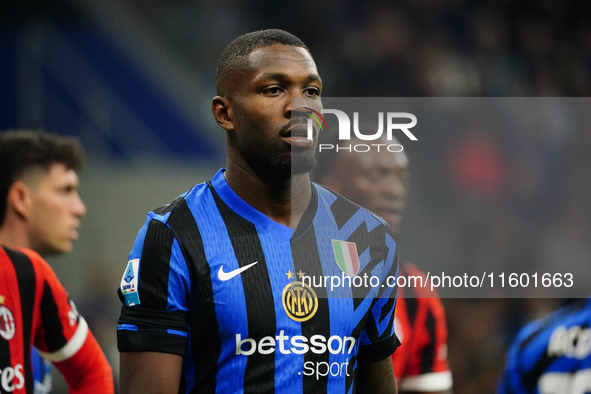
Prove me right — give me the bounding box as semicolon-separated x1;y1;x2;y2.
0;129;114;393
498;298;591;393
0;245;114;393
313;130;453;393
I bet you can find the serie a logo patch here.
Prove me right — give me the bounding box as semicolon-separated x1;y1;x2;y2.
120;259;140;306
282;281;318;322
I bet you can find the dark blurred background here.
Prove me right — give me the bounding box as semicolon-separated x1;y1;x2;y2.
1;1;590;392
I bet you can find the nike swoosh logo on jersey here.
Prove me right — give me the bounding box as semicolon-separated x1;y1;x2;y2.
218;261;258;281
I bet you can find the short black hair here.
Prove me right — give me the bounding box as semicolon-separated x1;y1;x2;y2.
216;29;312;94
0;129;84;225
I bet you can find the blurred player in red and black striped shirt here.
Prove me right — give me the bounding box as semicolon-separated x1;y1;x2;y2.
0;245;113;393
315;133;453;393
0;130;113;393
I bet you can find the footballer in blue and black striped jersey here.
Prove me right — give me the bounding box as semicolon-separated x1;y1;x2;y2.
117;169;399;393
498;298;591;394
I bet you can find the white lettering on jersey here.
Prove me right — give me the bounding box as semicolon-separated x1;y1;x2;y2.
0;364;25;392
235;330;356;356
539;369;591;394
548;326;591;359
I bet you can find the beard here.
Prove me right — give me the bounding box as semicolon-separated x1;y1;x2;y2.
271;151;317;177
243;148;317;181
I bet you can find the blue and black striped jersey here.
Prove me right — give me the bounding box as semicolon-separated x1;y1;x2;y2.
117;169;399;393
31;348;52;393
498;298;591;394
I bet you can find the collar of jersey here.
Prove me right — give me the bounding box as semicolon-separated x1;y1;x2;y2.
210;169;293;240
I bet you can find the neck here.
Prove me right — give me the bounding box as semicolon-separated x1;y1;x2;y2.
0;219;31;251
224;163;312;230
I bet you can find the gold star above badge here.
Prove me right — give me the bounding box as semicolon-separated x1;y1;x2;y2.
286;270;294;279
0;294;5;305
297;270;306;279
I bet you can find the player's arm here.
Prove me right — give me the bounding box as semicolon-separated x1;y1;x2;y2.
399;264;453;394
117;218;190;393
398;293;453;394
120;351;183;394
24;248;114;393
52;328;114;394
357;355;398;393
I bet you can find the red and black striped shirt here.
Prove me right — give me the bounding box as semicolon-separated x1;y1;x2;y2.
392;262;453;391
0;246;88;393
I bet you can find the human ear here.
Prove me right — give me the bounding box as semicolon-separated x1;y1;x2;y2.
7;181;32;219
211;96;235;132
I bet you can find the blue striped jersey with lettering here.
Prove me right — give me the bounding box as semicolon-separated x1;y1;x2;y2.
117;169;399;393
498;298;591;394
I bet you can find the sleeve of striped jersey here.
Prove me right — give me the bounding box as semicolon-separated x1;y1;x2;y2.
399;288;452;391
19;249;90;362
358;234;400;362
52;329;115;393
117;217;190;356
497;314;549;394
497;305;577;394
498;300;591;394
497;331;528;393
